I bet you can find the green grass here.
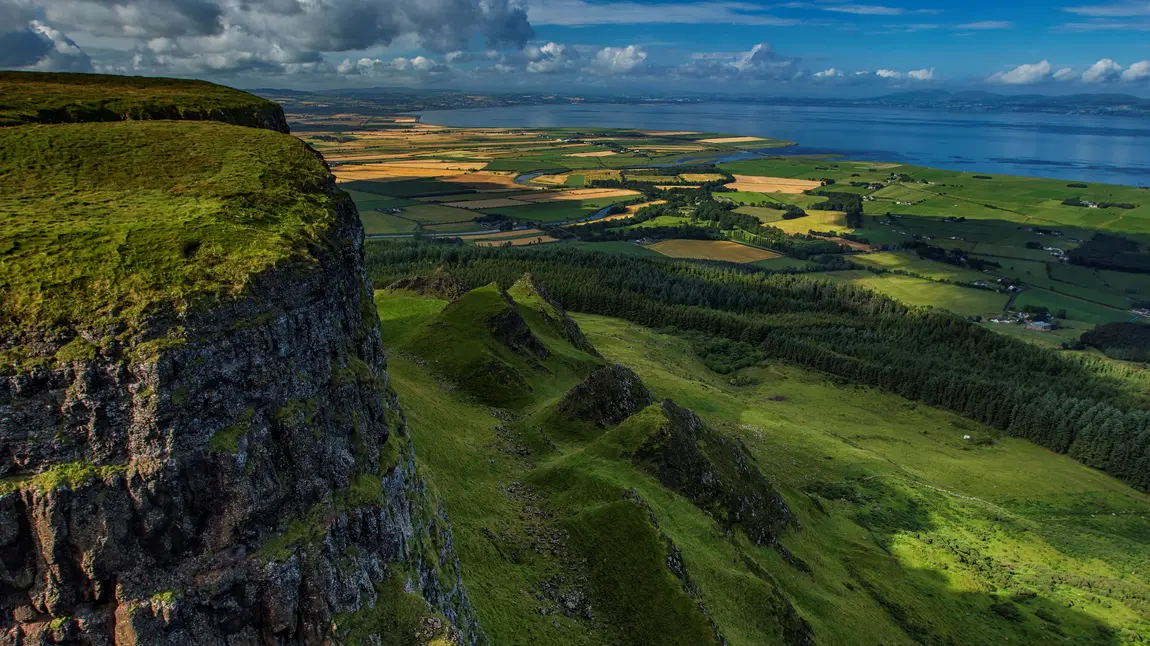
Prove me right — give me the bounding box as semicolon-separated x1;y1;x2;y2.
376;284;1150;645
484;197;627;224
0;120;335;337
359;211;417;235
850;252;990;283
574;313;1150;645
397;203;475;225
822;272;1009;317
0;71;282;127
1013;289;1132;325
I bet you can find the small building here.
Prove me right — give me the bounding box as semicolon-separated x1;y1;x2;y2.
1027;321;1053;332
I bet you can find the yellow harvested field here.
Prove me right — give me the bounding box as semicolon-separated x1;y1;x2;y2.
770;211;848;235
516;188;639;203
571;200;667;225
334;166;462;180
641;131;700;136
566;150;618;158
646;240;782;263
323;152;418;162
582;170;623;181
531;174;570;186
461;228;546;240
444;198;532;210
443;172;523;189
679;173;725;182
630;145;705;152
657;185;701;190
697;136;766;144
373;160;487;170
475;235;560;247
729;175;822;193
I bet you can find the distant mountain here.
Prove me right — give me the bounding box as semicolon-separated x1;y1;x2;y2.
251;85;1150;118
784;90;1150;116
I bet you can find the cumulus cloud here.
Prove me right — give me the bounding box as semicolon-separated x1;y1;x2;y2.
591;44;646;74
814;67;843;77
987;60;1052;85
525;41;578;74
0;19;91;71
1081;57;1123;82
875;69;901;79
679;42;800;80
908;67;934;81
1053;66;1077;81
1122;60;1150;82
0;0;533;77
336;54;447;77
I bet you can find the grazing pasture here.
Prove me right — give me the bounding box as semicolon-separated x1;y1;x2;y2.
729;175;823;193
647;239;782;263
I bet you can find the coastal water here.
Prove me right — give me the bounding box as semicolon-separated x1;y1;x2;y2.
416;103;1150;187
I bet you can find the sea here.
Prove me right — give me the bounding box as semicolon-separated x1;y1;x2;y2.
415;103;1150;187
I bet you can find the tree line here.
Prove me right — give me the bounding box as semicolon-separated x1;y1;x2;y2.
365;242;1150;491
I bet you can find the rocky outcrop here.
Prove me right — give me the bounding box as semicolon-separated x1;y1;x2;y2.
387;268;469;301
0;179;480;642
555;365;653;427
508;275;601;358
636;400;795;548
490;292;551;360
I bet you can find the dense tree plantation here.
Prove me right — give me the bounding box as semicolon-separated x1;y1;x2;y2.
367;241;1150;492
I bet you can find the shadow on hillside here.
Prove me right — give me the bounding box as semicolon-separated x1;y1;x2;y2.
803;475;1123;645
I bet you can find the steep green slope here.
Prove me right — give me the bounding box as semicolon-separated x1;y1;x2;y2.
375;278;1150;645
0;71;287;130
398;277;602;407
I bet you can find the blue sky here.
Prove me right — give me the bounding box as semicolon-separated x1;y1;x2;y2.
2;0;1150;95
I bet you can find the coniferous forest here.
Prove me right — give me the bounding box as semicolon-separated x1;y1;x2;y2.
367;241;1150;492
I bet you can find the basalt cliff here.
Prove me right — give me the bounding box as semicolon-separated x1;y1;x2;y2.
0;72;479;645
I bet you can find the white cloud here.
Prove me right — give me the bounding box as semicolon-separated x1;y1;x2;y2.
781;1;939;16
955;21;1013;29
908;67;934;81
1053;67;1077;81
525;41;579;74
1063;1;1150;16
1122;60;1150;81
0;0;533;78
336;54;447;77
0;19;92;71
592;44;646;74
679;41;801;80
875;69;901;79
987;60;1052;85
814;67;843;77
527;0;799;26
1081;57;1123;82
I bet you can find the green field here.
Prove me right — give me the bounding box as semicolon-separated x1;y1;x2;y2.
373;285;1150;645
485;197;628;223
823;272;1009;316
850;252;991;283
359;211;417;234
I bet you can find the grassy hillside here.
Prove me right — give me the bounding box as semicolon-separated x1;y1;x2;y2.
0;71;283;127
374;280;1150;645
0;120;336;339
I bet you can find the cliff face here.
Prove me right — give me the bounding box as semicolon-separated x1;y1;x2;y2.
0;92;479;642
